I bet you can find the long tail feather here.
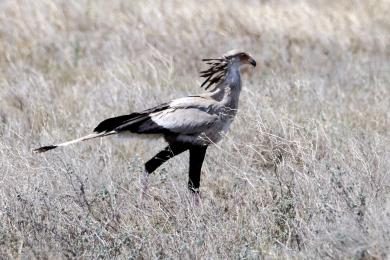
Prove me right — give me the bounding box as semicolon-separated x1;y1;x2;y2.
33;131;116;154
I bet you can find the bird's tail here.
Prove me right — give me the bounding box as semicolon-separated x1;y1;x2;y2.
33;131;116;154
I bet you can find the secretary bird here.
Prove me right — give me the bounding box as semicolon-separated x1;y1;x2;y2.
33;49;256;201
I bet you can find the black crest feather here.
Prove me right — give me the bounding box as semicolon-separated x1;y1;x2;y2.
200;57;228;90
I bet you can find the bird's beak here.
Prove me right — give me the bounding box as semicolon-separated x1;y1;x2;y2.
248;57;256;67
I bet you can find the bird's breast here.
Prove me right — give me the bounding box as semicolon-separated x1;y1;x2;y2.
201;110;236;144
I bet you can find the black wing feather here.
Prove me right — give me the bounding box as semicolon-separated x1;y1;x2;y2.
93;103;170;134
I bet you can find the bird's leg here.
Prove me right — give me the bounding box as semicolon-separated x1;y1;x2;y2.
141;143;189;199
188;145;208;206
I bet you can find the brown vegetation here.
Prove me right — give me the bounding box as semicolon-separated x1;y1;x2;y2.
0;0;389;258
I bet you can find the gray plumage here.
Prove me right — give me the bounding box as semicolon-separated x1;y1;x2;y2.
95;50;253;145
33;49;256;197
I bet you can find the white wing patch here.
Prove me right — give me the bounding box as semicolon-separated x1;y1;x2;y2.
150;107;217;134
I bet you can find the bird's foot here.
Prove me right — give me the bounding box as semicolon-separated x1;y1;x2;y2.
191;191;202;207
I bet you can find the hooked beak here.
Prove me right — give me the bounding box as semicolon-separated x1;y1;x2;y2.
249;57;256;67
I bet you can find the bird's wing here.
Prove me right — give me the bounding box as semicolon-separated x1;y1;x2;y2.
138;95;219;134
95;95;219;135
93;103;171;134
149;108;217;134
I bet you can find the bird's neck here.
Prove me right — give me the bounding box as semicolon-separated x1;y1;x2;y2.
211;62;242;109
225;62;241;87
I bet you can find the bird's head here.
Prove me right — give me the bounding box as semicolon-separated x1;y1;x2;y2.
223;49;256;67
200;49;256;89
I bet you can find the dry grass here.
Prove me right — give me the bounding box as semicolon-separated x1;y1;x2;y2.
0;0;389;258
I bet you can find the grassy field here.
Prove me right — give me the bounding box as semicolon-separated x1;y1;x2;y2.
0;0;389;258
